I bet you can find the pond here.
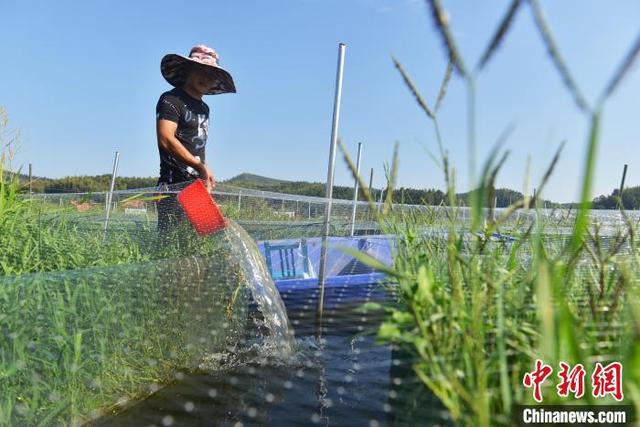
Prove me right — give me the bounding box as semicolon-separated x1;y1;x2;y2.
94;279;451;426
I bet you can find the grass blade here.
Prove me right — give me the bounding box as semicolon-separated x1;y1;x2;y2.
476;0;522;72
528;0;590;114
425;0;468;76
392;56;435;119
338;139;379;219
569;112;600;254
383;143;400;216
435;61;454;112
599;30;640;105
338;246;406;279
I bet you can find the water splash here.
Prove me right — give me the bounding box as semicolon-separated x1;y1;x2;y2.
202;220;295;367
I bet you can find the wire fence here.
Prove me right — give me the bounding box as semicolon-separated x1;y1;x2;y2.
27;181;640;241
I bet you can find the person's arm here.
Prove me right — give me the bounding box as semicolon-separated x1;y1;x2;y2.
156;119;216;190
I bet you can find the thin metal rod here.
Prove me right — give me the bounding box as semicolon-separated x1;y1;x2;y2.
368;168;374;221
377;187;385;213
103;151;120;235
317;43;346;334
349;142;363;236
490;195;497;222
28;163;32;195
618;164;628;210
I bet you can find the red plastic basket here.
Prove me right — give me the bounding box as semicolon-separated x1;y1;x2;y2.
177;179;226;236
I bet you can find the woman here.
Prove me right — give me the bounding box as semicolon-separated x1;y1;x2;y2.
155;44;236;231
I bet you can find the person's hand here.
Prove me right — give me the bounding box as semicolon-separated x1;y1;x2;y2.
197;163;216;191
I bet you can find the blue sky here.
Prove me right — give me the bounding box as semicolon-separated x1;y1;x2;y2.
1;0;638;202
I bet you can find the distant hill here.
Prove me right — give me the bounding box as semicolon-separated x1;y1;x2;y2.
225;173;293;187
224;173;341;199
13;169;635;209
223;174;556;207
3;169;546;207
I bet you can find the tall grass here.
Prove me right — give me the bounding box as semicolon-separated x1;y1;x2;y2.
0;191;253;425
344;1;640;425
0;148;150;275
0;118;255;425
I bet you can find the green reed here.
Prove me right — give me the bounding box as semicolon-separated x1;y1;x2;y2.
0;138;253;425
341;1;640;425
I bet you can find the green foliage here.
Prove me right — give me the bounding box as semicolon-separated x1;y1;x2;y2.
0;253;250;425
15;168;640;210
344;1;640;424
228;172;543;208
11;166;566;209
0;125;253;425
593;185;640;210
31;175;158;193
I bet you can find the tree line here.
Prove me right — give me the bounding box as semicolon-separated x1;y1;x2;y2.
13;173;157;193
11;171;639;209
591;186;640;210
225;174;552;208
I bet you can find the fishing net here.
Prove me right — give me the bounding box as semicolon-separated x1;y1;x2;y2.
1;183;294;425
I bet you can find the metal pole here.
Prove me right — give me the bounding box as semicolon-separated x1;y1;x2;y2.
317;43;346;334
349;142;363;236
103;151;120;235
491;195;497;222
377;187;385;213
368;168;374;221
238;191;242;211
28;163;32;195
618;164;628;210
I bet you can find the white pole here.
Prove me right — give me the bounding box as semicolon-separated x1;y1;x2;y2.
368;168;374;221
317;43;346;333
103;151;120;235
349;142;363;236
377;187;385;213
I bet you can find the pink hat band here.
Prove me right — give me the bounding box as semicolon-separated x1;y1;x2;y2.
188;45;219;67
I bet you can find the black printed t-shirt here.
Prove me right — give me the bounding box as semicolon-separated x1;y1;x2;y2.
156;88;210;184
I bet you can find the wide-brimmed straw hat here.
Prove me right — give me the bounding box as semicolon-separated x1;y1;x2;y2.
161;45;236;95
